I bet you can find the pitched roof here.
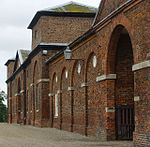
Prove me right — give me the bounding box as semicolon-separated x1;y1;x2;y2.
5;50;30;67
13;49;30;72
6;44;68;83
45;1;97;13
93;0;129;25
28;1;97;29
19;49;30;62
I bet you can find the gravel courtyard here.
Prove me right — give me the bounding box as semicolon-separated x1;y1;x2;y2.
0;123;133;147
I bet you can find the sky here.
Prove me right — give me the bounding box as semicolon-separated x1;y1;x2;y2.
0;0;101;94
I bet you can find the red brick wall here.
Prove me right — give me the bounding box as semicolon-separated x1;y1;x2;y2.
28;52;50;127
86;53;100;136
134;68;150;146
6;0;149;146
8;50;52;127
60;68;72;131
47;1;149;144
32;16;94;49
95;0;128;24
7;62;15;79
48;36;107;138
72;61;85;135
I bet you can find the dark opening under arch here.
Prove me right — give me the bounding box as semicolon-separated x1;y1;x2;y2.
107;25;135;140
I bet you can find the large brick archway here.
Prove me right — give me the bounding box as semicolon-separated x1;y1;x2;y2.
106;25;135;140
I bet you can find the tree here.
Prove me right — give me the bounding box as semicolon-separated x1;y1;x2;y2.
0;91;7;122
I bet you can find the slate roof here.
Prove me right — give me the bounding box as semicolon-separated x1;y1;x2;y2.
19;50;30;62
45;1;97;13
28;1;97;29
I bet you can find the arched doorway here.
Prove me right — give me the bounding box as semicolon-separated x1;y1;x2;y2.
107;25;135;140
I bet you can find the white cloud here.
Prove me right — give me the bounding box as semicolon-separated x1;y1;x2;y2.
0;26;31;51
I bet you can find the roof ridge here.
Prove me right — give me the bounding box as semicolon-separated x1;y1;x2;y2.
67;1;97;9
42;1;97;12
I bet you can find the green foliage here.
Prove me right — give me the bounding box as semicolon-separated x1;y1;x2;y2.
0;91;7;122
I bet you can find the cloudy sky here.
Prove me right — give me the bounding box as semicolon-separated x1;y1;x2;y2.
0;0;100;93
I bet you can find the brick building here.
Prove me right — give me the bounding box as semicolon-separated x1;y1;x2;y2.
5;1;150;146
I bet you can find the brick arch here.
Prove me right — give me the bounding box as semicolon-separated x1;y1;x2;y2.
85;52;99;136
33;61;39;83
60;67;67;94
51;72;56;93
106;24;135;140
71;60;85;134
60;67;71;131
106;24;134;74
17;78;21;93
60;67;67;83
71;61;78;86
85;52;96;81
104;12;137;71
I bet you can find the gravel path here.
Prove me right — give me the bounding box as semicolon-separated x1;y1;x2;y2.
0;123;133;147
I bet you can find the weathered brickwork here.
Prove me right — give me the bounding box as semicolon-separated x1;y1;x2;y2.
95;0;128;24
6;0;149;146
6;61;15;79
47;0;149;144
72;61;86;135
32;16;94;49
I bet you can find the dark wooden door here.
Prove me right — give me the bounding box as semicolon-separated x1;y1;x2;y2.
116;105;135;140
